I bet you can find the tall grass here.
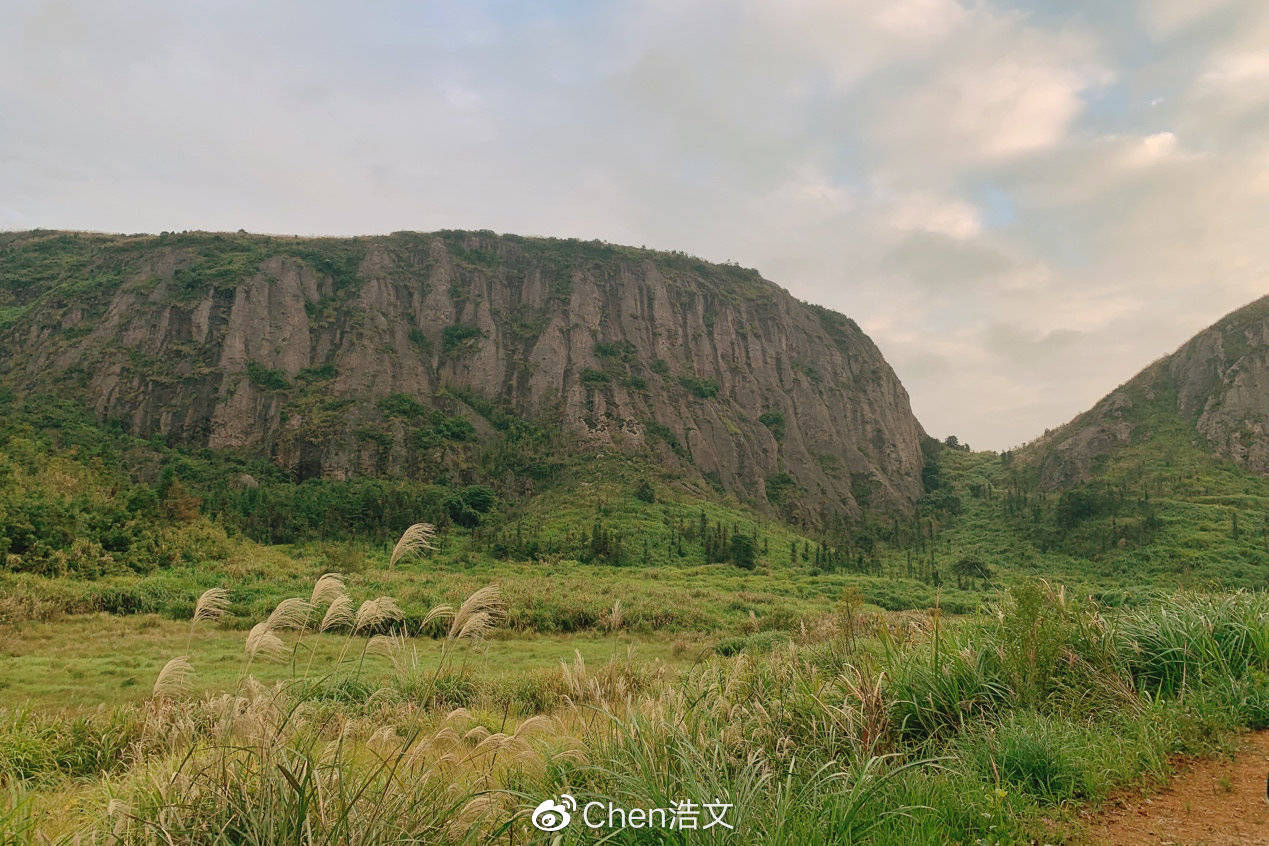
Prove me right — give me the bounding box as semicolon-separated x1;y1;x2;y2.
4;580;1268;843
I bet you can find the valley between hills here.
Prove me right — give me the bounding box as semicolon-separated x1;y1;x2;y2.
1;229;1266;843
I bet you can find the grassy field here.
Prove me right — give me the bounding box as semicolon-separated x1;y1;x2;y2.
3;573;1267;843
0;613;689;709
3;393;1269;841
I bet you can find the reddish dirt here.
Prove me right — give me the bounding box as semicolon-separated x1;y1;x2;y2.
1085;731;1269;845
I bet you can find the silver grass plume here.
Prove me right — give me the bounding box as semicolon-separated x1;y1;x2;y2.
266;597;314;631
390;523;436;568
449;584;506;641
320;593;356;632
245;622;287;662
153;656;194;699
310;573;345;606
354;596;403;634
192;588;231;623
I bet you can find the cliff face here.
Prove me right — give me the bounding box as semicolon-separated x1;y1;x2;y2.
0;230;927;517
1021;294;1269;486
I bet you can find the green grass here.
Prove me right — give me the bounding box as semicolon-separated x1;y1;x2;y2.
884;439;1269;603
4;581;1265;843
1;239;1269;840
0;613;689;709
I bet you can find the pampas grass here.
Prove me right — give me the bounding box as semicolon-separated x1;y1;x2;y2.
245;622;287;663
354;597;403;634
185;586;231;654
448;585;505;641
193;588;231;623
389;523;436;569
321;594;356;632
152;656;194;699
267;597;315;632
310;573;346;606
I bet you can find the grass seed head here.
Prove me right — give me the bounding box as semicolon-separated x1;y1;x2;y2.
449;584;506;641
310;573;346;606
153;656;194;699
320;594;356;632
266;597;314;631
192;588;231;623
390;522;436;568
245;622;287;662
354;596;403;633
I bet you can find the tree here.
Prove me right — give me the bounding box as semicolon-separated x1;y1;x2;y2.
633;479;656;503
952;555;994;589
730;534;758;570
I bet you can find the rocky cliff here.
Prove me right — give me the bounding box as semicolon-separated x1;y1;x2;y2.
0;230;927;518
1021;293;1269;486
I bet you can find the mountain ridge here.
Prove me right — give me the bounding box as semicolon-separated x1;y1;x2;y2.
1019;293;1269;486
0;229;928;521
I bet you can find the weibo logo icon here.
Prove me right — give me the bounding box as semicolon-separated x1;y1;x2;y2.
531;795;576;831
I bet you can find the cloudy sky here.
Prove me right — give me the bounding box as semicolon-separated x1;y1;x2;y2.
4;1;1268;449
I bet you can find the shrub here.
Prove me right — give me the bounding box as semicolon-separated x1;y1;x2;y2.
714;630;792;657
441;323;483;353
376;393;426;418
765;473;797;504
678;376;720;398
594;340;636;361
730;533;758;569
758;410;785;440
633;479;656;503
433;414;475;441
245;361;290;390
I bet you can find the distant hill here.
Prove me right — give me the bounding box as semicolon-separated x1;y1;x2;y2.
1020;294;1269;487
0;229;927;520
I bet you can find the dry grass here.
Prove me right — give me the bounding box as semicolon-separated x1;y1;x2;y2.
389;522;436;569
151;656;194;699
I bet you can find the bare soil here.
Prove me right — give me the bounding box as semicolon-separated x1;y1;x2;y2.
1085;730;1269;845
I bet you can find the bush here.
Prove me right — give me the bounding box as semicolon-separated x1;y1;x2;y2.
633;479;655;503
714;630;791;657
245;361;290;390
758;410;785;440
594;340;636;361
730;533;758;569
441;323;483;353
376;393;426;418
678;376;720;398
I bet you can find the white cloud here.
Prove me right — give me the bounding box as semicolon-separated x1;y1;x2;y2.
1201;51;1269;85
1121;131;1181;168
3;0;1269;449
888;194;982;239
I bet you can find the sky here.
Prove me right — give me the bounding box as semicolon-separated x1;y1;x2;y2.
3;1;1268;450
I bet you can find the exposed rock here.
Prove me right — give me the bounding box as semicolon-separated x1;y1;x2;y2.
1020;294;1269;485
0;229;928;518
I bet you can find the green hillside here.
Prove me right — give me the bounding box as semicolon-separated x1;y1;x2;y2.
1;252;1268;845
3;378;1265;645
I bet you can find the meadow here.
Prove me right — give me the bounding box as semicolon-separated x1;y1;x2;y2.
3;561;1268;843
3;392;1269;842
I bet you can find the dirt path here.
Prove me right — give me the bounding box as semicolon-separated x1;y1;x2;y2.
1085;730;1269;845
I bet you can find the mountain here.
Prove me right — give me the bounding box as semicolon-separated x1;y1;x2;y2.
0;229;927;519
1020;294;1269;487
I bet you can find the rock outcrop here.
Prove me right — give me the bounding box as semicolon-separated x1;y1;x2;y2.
1020;293;1269;486
0;229;928;517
